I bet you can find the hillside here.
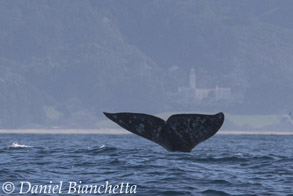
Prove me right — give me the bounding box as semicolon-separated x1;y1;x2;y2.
0;1;292;129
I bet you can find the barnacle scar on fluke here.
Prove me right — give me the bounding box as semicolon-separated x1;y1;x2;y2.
103;112;224;152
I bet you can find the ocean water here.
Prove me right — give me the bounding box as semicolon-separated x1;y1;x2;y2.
0;133;292;196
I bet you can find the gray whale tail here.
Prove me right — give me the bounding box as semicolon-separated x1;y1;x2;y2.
103;112;224;152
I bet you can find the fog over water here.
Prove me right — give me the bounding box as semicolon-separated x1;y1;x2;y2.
0;1;292;131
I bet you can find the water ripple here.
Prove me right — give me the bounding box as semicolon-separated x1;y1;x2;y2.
0;134;292;195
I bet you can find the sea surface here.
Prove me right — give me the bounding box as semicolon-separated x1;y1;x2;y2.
0;134;292;196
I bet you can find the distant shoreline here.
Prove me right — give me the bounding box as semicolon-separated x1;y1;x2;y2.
0;129;129;134
0;129;292;135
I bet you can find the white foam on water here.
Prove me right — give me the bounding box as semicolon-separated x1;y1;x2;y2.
99;145;105;148
8;142;32;148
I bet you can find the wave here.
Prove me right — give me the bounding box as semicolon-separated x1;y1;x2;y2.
175;153;278;164
156;190;194;196
71;145;119;155
6;142;32;149
99;144;105;148
201;189;232;196
178;156;250;163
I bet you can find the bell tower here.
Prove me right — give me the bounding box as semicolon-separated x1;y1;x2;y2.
189;68;196;89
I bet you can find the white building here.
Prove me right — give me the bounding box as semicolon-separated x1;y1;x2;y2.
177;68;232;102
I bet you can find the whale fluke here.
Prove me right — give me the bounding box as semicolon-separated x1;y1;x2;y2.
103;112;224;152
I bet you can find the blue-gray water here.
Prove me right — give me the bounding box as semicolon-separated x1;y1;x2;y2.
0;134;292;196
